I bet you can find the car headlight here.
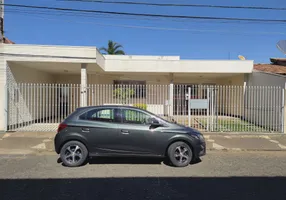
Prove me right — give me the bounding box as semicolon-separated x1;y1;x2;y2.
192;134;205;141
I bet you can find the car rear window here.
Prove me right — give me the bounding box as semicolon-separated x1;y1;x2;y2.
79;108;115;122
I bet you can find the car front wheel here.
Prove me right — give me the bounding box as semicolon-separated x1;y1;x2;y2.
60;141;88;167
167;141;193;167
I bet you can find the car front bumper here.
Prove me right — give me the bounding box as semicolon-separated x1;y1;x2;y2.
194;141;206;157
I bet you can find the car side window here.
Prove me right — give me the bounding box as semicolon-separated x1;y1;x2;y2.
80;108;116;122
122;109;152;125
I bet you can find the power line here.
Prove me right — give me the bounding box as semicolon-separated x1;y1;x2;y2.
6;9;286;36
2;3;286;23
7;7;283;26
60;0;286;11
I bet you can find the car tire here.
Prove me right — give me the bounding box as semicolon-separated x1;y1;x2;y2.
60;141;88;167
167;141;193;167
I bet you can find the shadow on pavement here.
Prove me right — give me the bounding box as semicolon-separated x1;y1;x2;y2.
58;157;202;166
0;177;286;200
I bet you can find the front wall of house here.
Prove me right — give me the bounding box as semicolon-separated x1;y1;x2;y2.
245;72;285;129
247;71;286;87
8;62;55;84
6;63;57;128
104;57;253;73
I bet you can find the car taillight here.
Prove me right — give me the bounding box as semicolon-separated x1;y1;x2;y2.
57;123;67;133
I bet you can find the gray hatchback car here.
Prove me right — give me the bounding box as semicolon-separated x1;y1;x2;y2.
54;105;206;167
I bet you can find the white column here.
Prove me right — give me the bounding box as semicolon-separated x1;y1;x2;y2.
80;63;87;107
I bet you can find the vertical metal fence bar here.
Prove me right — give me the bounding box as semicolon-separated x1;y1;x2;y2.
12;84;15;131
258;86;262;132
237;85;240;132
26;83;29;129
32;83;35;127
274;87;277;132
55;84;58;123
233;85;236;132
51;84;54;124
19;83;22;130
281;87;284;133
272;86;274;132
255;86;258;132
59;84;62;121
274;86;277;132
266;86;269;132
250;86;254;132
45;83;48;125
255;86;260;132
262;86;266;132
48;84;51;124
21;83;25;130
38;83;41;124
10;84;13;131
35;83;38;129
277;86;280;132
222;85;225;131
18;83;21;130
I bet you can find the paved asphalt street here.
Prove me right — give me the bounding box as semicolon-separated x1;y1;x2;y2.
1;151;286;200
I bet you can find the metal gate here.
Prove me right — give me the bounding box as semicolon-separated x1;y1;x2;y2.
6;83;285;133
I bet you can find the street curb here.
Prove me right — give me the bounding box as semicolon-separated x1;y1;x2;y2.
203;133;285;137
207;148;286;152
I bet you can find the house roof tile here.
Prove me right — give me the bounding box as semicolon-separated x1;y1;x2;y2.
3;37;15;44
254;64;286;74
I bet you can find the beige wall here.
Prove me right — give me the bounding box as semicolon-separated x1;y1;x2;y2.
104;56;253;73
245;72;285;131
6;63;57;128
54;74;81;84
8;62;55;83
2;44;98;64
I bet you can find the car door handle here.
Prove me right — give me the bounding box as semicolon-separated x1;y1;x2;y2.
82;128;90;133
121;130;129;135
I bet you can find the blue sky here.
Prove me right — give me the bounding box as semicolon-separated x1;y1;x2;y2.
4;0;286;63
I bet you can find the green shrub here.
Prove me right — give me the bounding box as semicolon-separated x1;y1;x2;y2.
113;88;134;104
133;103;147;110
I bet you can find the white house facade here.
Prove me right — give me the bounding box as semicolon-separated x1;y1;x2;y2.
2;43;283;133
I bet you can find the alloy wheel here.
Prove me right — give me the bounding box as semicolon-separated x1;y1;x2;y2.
174;146;189;164
64;145;83;165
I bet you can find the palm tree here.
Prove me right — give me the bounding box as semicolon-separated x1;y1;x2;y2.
99;40;125;55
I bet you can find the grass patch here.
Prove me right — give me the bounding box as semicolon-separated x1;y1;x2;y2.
198;118;268;132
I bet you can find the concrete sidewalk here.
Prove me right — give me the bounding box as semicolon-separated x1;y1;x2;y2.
1;132;286;155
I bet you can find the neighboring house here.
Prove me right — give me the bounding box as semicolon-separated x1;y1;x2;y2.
3;37;15;44
248;58;286;88
0;43;283;133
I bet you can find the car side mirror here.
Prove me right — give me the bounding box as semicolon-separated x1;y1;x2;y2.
148;118;161;127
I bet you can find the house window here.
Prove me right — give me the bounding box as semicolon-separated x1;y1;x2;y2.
113;80;146;98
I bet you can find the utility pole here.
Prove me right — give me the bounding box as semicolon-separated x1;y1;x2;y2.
0;0;4;43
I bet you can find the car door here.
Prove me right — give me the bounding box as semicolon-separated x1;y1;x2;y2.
78;107;122;154
116;108;163;155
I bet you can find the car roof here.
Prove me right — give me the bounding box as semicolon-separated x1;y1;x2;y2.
78;105;142;110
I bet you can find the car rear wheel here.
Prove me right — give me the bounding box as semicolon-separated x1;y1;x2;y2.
167;141;193;167
60;141;88;167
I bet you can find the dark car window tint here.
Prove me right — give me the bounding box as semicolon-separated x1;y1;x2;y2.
122;109;152;124
81;108;115;122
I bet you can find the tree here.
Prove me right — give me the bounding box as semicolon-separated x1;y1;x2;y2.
99;40;125;55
